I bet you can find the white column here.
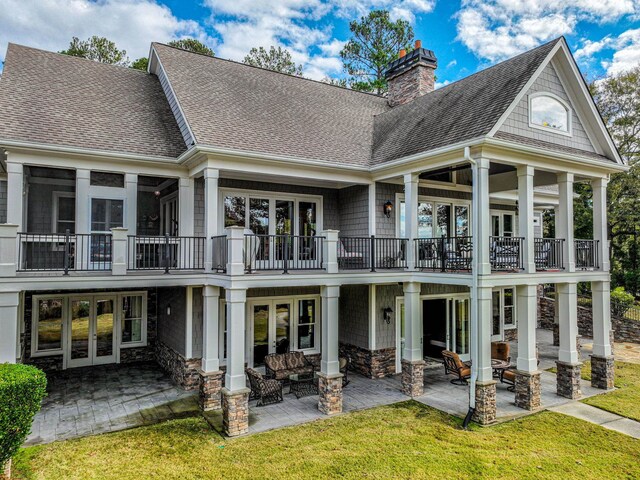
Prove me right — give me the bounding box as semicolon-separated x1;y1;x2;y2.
516;284;538;372
202;286;221;372
402;282;422;361
179;177;194;237
226;226;245;275
557;173;575;272
476;158;491;275
592;280;612;357
185;286;194;359
125;173;138;235
75;169;90;235
404;173;418;270
557;282;579;364
225;287;246;391
368;284;377;350
592;178;609;272
0;291;20;363
518;165;535;274
0;224;18;276
110;227;128;275
475;286;493;382
320;284;341;375
321;229;339;274
6;160;24;230
368;183;376;236
204;168;219;271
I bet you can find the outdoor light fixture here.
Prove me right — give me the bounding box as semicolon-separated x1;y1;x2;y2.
166;304;171;316
383;307;393;324
154;190;161;198
383;200;393;218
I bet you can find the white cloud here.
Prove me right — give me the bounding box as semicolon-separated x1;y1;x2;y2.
0;0;213;64
434;79;450;89
574;36;613;60
601;28;640;75
456;0;640;63
446;59;457;68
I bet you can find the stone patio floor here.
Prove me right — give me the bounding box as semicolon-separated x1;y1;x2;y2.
28;329;614;444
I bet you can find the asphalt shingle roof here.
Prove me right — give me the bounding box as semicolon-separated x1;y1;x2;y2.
0;44;186;159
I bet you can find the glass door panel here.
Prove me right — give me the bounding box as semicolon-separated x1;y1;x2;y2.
436;204;451;237
276;200;294;261
492;291;502;340
503;214;514;237
492;215;500;237
417;202;433;238
253;304;270;367
455;206;469;237
250;198;270;263
94;298;115;363
454;298;470;360
274;303;291;354
69;299;91;366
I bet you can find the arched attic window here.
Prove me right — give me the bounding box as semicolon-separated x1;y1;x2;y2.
529;93;571;135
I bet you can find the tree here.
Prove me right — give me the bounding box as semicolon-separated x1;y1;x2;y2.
243;46;303;76
167;39;214;57
339;10;414;94
60;36;129;66
131;57;149;71
321;76;348;88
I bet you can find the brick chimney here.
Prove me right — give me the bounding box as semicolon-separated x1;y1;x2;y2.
385;40;437;107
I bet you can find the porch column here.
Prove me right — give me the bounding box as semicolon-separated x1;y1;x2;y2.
591;280;614;389
75;169;90;235
472;286;496;424
0;291;20;363
203;168;220;271
476;157;491;275
0;224;18;277
125;173;137;235
515;284;541;410
178;177;194;237
592;178;609;272
200;285;223;410
557;173;575;272
222;287;249;436
404;173;418;270
401;281;424;397
6;159;23;230
556;281;581;399
517;165;535;273
319;284;342;415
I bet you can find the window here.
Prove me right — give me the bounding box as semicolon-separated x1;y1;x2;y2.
121;295;144;344
53;192;76;234
492;291;501;336
530;94;570;134
90;171;124;188
91;199;124;232
297;299;316;350
491;288;516;334
224;196;246;227
503;288;515;328
34;298;64;353
399;198;470;238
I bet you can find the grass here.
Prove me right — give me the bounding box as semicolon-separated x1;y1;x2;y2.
581;361;640;422
13;402;640;480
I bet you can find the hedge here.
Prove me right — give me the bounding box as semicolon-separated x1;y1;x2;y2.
0;364;47;468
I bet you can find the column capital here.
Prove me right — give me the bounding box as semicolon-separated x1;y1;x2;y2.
557;172;574;183
203;285;220;298
517;164;535;177
321;284;341;298
403;172;418;184
203;167;220;180
591;177;608;188
225;288;247;303
5;161;23;174
403;281;420;294
178;176;192;187
75;168;91;179
477;156;490;169
125;173;138;183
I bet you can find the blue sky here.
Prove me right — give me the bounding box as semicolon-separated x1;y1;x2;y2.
1;1;639;83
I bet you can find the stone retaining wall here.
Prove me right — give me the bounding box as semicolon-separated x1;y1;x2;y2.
339;343;396;378
155;341;201;390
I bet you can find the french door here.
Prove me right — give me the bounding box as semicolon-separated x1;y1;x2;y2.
67;296;116;368
446;297;470;362
250;300;293;367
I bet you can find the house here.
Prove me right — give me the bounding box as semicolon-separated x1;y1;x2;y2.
0;37;624;436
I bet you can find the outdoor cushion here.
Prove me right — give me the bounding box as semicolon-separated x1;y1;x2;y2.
286;351;307;369
491;342;510;362
290;366;313;375
265;354;287;372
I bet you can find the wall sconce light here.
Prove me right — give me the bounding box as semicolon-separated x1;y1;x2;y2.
166;304;171;316
383;200;393;218
154;190;161;198
383;307;393;324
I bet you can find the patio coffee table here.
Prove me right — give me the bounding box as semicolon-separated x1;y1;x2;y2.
289;372;319;399
491;358;510;378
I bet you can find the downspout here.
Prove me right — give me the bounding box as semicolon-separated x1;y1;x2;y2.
463;146;478;429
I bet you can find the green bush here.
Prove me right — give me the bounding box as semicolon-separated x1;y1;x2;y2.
611;286;635;318
0;364;47;468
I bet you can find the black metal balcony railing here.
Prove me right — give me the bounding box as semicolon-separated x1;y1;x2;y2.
490;236;524;271
575;239;599;270
534;238;565;271
128;235;205;272
211;235;228;272
244;234;325;273
338;236;407;271
415;236;472;272
18;231;112;273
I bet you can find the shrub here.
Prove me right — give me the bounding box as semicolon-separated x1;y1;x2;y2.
0;364;47;469
611;286;635;318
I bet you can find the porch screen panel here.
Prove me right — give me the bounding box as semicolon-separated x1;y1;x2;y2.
70;300;91;360
56;196;76;233
36;298;63;352
297;299;316;350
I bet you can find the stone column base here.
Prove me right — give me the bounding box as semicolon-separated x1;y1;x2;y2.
401;359;425;397
556;361;582;399
222;387;250;437
318;372;343;415
590;355;615;390
552;324;559;346
472;381;497;425
199;370;223;411
514;371;541;410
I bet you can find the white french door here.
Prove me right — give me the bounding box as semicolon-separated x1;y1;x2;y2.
446;297;470;362
249;300;293;367
160;193;179;236
67;296;116;368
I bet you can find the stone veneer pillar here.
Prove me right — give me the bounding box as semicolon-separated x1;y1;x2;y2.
552;324;560;347
515;371;541;410
556;361;582;399
318;373;343;415
222;387;250;436
401;359;425;397
590;355;615;390
472;381;497;425
199;370;223;411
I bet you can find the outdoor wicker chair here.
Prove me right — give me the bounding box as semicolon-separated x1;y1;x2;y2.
339;356;351;387
500;368;516;392
442;350;471;385
246;368;283;406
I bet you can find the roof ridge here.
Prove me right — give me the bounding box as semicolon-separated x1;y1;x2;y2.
152;42;387;100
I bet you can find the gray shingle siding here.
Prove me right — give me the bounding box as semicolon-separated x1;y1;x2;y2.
156;286;187;356
192;287;203;358
194;177;204;237
375;284;402;349
339;285;369;349
338;185;369;236
499;62;595;153
155;59;195;148
0;180;6;223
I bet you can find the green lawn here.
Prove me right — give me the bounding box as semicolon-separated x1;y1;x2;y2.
13;402;639;480
581;361;640;422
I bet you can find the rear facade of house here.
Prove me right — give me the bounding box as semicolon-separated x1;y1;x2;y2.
0;37;623;435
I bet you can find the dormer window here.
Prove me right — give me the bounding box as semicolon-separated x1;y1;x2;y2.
529;93;571;135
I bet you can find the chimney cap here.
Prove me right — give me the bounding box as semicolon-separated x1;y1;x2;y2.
415;40;422;49
399;49;406;58
384;45;437;80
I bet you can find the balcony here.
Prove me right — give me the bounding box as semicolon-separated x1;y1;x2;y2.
575;239;599;270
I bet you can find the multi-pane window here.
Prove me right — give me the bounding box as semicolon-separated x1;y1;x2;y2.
297;299;316;350
121;295;144;344
53;193;76;234
400;200;470;238
90;171;125;188
503;288;515;327
492;288;516;332
91;199;124;232
35;298;64;352
224;196;246;227
530;94;570;133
